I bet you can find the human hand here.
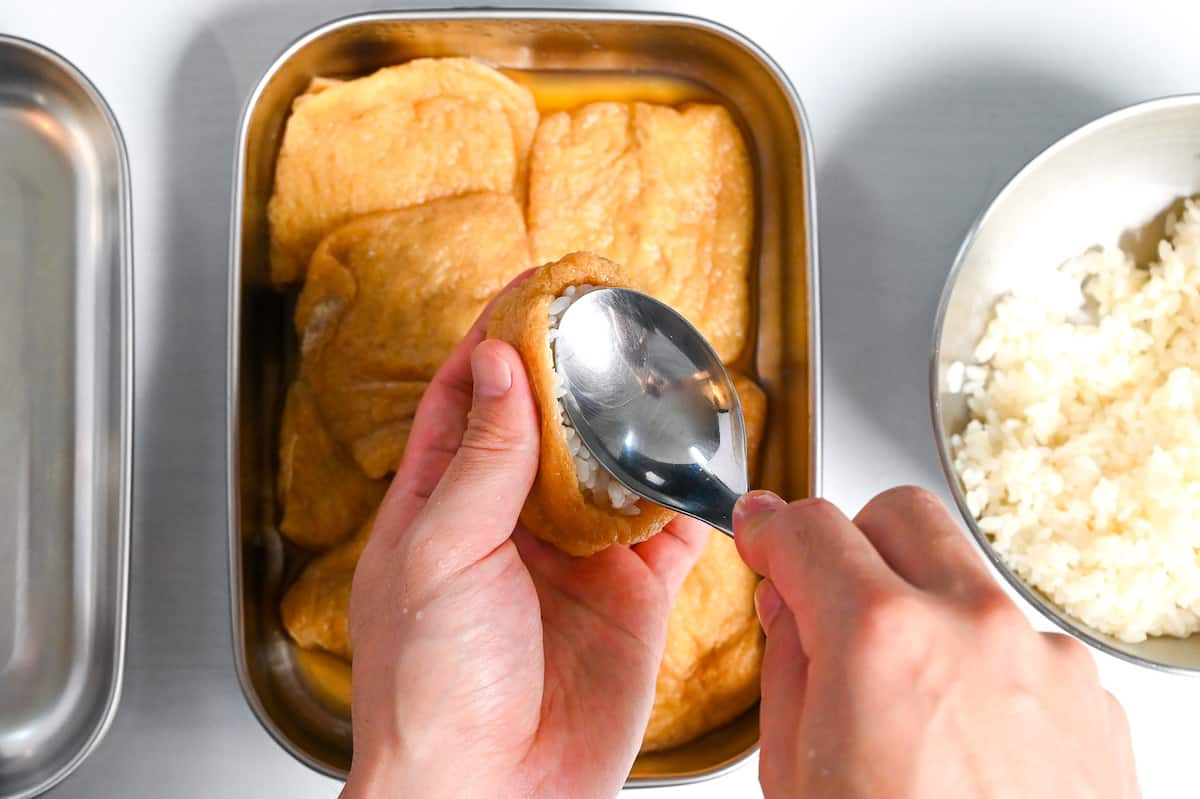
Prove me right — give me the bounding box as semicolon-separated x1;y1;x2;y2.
341;283;709;799
734;487;1140;799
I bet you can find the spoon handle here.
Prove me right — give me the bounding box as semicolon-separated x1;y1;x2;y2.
680;481;741;537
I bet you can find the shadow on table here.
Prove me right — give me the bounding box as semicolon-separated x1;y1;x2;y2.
817;63;1121;499
80;14;279;797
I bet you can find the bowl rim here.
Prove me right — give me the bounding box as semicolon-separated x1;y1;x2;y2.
929;92;1200;675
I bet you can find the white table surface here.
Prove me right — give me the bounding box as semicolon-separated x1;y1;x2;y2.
3;0;1198;796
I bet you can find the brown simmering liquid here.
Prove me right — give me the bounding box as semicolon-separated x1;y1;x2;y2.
292;69;725;713
295;648;352;713
500;68;717;111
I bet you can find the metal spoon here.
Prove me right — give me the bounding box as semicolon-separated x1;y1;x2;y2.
555;288;749;535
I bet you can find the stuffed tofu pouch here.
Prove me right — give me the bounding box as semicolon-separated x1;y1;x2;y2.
487;252;677;556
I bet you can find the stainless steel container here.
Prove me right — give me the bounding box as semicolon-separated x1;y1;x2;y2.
932;95;1200;673
228;10;820;786
0;36;133;799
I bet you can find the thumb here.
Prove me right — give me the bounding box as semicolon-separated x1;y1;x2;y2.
407;339;540;579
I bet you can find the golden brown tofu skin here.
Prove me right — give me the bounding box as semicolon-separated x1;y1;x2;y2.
268;58;538;285
643;374;768;752
733;373;768;476
277;379;387;551
280;515;373;661
295;193;531;478
528;102;753;363
487;252;677;556
643;532;763;752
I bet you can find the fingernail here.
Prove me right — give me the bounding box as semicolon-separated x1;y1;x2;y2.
471;343;512;398
734;490;785;535
755;579;783;630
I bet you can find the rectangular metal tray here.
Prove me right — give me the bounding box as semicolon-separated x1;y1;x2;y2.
0;35;133;799
228;9;820;787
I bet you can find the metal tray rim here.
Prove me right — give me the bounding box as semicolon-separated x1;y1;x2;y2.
0;33;134;799
226;7;821;788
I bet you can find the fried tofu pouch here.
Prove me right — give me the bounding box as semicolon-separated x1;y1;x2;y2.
295;193;532;478
643;374;768;752
528;102;753;363
280;515;374;661
277;379;386;550
268;58;538;285
488;252;676;556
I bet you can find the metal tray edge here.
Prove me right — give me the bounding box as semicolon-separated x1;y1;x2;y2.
0;33;134;799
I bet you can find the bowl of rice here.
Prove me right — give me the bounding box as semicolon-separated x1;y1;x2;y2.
932;95;1200;671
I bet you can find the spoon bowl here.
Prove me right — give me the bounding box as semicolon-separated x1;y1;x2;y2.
555;288;748;533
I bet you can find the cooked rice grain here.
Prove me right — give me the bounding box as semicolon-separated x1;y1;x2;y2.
952;199;1200;643
547;285;641;515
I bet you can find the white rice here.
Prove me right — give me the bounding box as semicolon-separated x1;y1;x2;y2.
951;198;1200;643
548;285;641;516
